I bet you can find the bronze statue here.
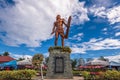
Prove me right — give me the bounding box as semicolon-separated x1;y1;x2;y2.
51;15;71;47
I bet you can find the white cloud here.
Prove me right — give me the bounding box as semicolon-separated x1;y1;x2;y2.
71;43;86;53
29;48;36;52
102;28;107;31
88;38;120;50
89;5;120;24
113;26;120;30
71;1;89;24
11;52;49;60
105;54;120;62
115;32;120;36
71;38;120;54
90;0;114;8
102;28;108;35
43;52;49;57
11;53;32;60
89;6;106;18
107;6;120;24
69;33;83;41
76;33;83;36
0;0;89;47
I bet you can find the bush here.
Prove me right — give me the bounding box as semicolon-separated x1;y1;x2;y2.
96;71;104;79
80;71;90;80
104;70;120;80
49;46;72;53
72;70;120;80
0;71;13;80
91;70;120;80
72;70;80;76
0;70;36;80
38;70;47;76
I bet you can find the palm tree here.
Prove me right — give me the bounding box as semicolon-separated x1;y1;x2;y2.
32;53;44;70
3;52;9;56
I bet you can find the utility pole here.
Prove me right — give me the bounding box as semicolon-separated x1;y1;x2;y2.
41;58;45;80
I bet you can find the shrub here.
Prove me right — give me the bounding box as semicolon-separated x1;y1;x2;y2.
72;70;80;76
96;71;104;79
0;71;13;80
72;70;120;80
38;70;47;76
92;70;120;80
49;46;72;53
104;70;120;80
0;70;36;80
80;71;90;80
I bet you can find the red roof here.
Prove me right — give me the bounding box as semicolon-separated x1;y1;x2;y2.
0;56;15;63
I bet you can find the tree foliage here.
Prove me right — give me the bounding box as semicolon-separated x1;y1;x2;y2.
32;53;44;69
99;56;108;61
45;57;49;65
71;59;77;68
17;58;25;61
3;52;9;56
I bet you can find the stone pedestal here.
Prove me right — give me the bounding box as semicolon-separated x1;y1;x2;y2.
46;46;73;79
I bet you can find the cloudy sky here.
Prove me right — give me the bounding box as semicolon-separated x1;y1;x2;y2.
0;0;120;62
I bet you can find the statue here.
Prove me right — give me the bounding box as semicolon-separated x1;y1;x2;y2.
51;15;71;47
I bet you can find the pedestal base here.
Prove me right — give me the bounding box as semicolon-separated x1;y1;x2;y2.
46;46;73;79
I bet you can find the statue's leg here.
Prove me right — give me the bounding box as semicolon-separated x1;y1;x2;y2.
61;38;64;47
55;32;58;46
60;33;65;47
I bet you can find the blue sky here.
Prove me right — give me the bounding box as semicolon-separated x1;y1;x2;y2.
0;0;120;61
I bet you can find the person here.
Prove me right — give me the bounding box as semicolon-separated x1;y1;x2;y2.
51;15;71;47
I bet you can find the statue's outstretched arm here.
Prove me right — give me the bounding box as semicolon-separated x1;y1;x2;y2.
63;19;69;27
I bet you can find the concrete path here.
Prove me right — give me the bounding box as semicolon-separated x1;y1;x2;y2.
32;76;84;80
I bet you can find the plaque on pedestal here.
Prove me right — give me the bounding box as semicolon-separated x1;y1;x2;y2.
55;57;64;73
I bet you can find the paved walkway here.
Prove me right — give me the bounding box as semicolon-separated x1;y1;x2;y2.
32;76;84;80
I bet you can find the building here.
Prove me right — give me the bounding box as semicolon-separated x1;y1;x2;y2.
0;56;17;70
109;61;120;70
78;58;85;66
17;58;33;69
86;59;109;66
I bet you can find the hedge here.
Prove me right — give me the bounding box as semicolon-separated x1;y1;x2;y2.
102;70;120;80
0;70;36;80
73;70;120;80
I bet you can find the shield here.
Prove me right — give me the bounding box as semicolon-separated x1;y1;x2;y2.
65;16;71;39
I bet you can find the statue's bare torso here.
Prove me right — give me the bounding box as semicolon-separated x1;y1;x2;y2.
54;18;64;33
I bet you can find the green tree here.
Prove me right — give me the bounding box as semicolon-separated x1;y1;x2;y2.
71;59;77;69
3;52;9;56
99;56;107;61
17;58;25;61
45;57;49;65
32;53;44;70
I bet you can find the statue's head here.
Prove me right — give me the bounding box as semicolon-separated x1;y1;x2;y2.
56;15;61;20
